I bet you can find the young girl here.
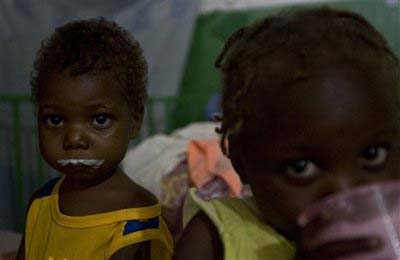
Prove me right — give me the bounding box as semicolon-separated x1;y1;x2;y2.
174;7;400;260
16;18;173;260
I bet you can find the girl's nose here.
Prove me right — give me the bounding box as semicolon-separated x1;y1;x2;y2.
63;125;89;150
318;173;362;199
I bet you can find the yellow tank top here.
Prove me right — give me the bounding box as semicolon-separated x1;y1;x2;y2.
25;177;173;260
183;188;295;260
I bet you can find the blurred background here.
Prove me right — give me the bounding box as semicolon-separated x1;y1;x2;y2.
0;0;399;236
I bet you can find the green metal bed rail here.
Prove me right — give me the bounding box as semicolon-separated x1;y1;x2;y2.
0;93;207;231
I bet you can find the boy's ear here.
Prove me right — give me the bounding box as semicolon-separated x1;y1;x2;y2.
228;137;248;184
129;113;143;139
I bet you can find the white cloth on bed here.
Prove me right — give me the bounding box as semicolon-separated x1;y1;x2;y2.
121;122;220;198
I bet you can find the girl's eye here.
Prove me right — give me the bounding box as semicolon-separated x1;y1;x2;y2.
285;159;318;179
360;145;389;168
93;114;111;126
45;115;63;126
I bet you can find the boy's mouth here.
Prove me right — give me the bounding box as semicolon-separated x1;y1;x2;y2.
57;159;104;169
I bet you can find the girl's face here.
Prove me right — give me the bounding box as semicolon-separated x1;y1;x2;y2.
237;65;400;238
38;72;135;184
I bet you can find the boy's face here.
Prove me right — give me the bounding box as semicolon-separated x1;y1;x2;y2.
237;65;400;238
38;72;136;183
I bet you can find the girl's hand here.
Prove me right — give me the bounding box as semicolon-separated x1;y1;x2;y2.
295;214;382;259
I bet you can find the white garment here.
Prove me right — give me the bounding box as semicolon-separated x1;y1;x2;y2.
122;122;220;198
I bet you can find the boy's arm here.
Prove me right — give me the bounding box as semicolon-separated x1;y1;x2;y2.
109;241;150;260
173;211;223;260
15;186;47;260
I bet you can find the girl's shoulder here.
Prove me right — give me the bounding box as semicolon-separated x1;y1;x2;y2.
174;211;223;260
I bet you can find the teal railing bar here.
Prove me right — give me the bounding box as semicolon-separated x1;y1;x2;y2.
165;101;174;133
146;100;156;136
32;121;46;185
11;101;24;232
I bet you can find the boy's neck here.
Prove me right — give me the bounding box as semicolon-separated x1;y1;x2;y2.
60;167;121;192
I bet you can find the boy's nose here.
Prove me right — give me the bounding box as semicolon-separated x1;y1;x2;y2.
63;125;89;150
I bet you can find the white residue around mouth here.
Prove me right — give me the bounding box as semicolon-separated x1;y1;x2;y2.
57;159;104;169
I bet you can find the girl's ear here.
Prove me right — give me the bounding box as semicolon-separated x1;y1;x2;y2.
228;136;248;184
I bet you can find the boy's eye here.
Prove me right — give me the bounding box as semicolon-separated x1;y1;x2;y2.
285;159;318;179
360;145;389;167
93;114;111;126
45;115;63;126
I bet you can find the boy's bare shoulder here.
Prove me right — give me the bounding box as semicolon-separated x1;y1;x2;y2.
124;180;159;208
173;211;223;260
108;172;158;209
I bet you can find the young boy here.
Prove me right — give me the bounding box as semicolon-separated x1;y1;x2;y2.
16;18;173;260
174;7;400;260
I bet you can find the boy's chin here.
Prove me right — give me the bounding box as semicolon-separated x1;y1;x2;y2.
60;168;115;184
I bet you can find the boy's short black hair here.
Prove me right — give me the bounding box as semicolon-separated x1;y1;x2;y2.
31;18;148;117
215;7;400;155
